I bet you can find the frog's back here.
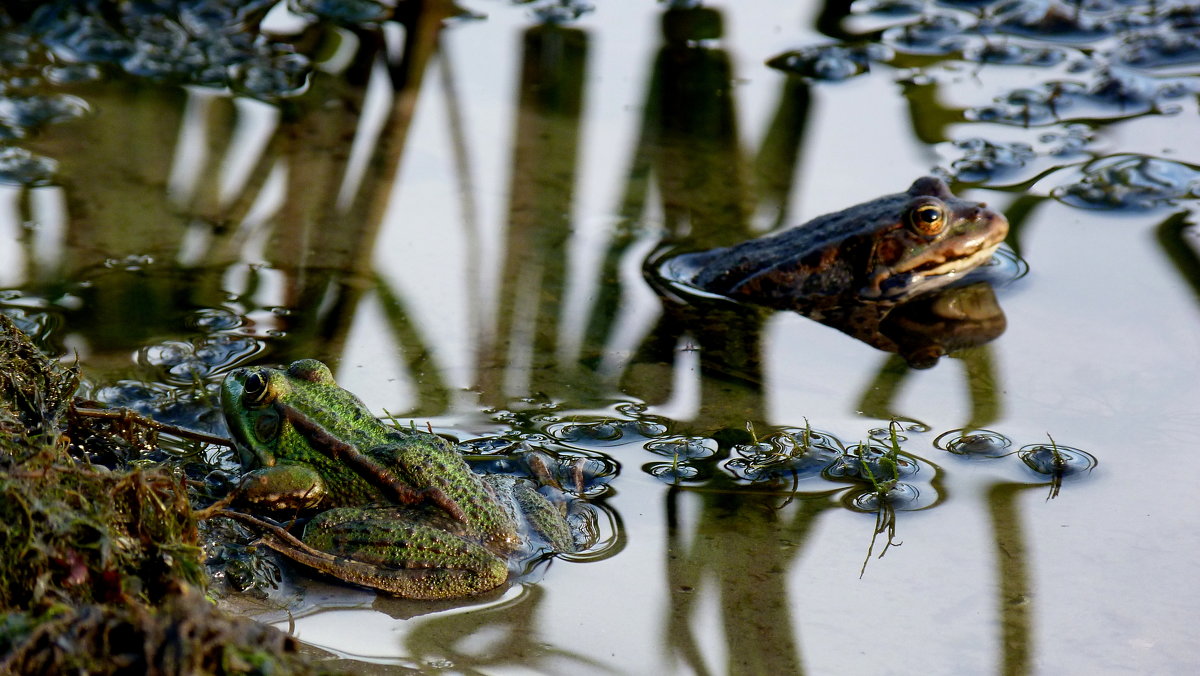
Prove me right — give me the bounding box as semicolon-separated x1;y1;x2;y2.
662;191;909;300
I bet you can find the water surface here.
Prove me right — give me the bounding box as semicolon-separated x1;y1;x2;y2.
3;1;1199;673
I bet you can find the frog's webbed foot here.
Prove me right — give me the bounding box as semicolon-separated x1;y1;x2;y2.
520;447;589;496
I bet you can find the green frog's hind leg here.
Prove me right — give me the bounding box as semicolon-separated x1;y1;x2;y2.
483;474;577;554
263;508;508;600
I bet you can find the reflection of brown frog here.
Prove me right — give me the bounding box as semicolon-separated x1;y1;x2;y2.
660;176;1008;304
821;282;1007;368
654;177;1011;366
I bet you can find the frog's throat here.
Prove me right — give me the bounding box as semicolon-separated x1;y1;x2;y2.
278;403;468;523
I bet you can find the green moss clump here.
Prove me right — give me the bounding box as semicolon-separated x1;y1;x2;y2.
0;586;329;675
0;313;341;674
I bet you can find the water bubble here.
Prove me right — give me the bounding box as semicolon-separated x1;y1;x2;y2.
548;417;668;446
185;307;243;332
1017;443;1097;476
946;138;1037;183
290;0;393;23
490;410;521;425
0;306;58;344
549;421;623;443
725;427;843;482
459;437;522;456
1112;30;1200;70
995;3;1112;43
645;436;717;460
868;427;907;444
824;444;920;482
136;335;263;384
634;419;669;438
766;44;892;81
883;14;968;55
934;428;1013;457
614;402;647;417
847;483;922;512
1052;155;1200;210
968;81;1086;126
855;0;923;17
34;2;315;99
965;41;1069;68
648;462;701;483
0;146;57;186
529;0;594;24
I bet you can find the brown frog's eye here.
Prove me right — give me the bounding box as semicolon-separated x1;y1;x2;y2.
907;199;947;236
242;371;273;408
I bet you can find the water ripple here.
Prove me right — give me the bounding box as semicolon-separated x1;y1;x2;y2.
1017;443;1098;476
934;428;1014;457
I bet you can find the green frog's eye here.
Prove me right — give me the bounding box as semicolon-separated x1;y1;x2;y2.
242;371;273;408
907;200;947;236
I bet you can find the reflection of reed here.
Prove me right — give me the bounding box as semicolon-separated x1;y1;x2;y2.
17;4;461;400
479;23;588;405
858;347;1002;428
665;486;828;675
615;6;821;673
600;5;774;428
1157;211;1200;303
988;481;1036;676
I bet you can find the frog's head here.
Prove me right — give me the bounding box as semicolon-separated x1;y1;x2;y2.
220;359;343;469
861;176;1008;298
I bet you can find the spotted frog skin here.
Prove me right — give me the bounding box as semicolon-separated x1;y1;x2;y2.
220;359;575;600
660;177;1009;305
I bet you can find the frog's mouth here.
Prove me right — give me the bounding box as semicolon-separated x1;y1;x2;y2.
902;240;1004;279
871;223;1007;298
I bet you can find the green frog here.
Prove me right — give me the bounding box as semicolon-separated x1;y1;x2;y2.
220;359;577;600
659;176;1009;305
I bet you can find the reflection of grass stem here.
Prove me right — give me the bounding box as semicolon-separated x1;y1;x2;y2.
858;420;905;577
1045;433;1063;500
860;501;900;579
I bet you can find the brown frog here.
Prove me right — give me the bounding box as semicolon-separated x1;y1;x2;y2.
659;176;1009;306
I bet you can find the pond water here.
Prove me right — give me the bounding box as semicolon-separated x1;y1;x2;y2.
3;0;1200;673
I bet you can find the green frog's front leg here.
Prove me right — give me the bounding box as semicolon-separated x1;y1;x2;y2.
236;464;328;511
